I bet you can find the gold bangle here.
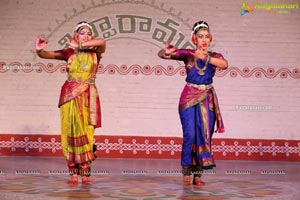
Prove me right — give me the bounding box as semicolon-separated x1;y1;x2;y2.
79;42;83;50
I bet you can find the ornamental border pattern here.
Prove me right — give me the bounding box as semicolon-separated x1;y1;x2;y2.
0;134;299;161
0;62;300;79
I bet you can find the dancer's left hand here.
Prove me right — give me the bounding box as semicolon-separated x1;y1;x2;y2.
190;49;208;60
65;38;79;49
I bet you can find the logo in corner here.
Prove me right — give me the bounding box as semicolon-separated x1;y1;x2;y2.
240;2;254;16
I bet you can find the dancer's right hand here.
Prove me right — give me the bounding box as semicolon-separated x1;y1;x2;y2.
165;41;177;55
36;36;48;51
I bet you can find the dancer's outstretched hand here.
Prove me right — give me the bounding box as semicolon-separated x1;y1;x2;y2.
36;36;48;51
165;41;177;55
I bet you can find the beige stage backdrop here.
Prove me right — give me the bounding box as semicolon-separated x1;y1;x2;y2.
0;0;299;160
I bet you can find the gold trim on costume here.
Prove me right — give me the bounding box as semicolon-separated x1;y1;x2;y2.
67;77;95;84
200;101;210;147
88;53;98;126
67;135;89;147
186;82;212;90
179;83;212;111
67;151;95;165
202;157;215;167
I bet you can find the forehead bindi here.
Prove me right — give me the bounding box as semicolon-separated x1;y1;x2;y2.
79;28;92;35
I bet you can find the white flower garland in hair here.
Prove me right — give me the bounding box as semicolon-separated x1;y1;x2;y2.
193;22;209;33
74;22;93;33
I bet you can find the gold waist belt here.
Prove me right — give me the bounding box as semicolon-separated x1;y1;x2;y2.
67;77;95;85
186;82;212;90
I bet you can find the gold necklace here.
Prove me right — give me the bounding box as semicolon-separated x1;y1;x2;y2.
194;54;210;75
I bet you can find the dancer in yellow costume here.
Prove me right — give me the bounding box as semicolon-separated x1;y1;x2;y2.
36;21;106;185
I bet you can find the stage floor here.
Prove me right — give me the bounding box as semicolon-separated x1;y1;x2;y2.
0;157;299;200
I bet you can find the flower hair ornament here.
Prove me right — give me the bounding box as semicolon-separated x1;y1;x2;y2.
193;21;209;33
74;21;93;33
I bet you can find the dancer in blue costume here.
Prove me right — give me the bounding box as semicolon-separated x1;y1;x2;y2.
158;21;228;185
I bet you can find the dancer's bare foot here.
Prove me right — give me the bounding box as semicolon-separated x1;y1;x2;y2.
183;175;191;185
67;174;78;185
193;176;205;185
82;176;92;185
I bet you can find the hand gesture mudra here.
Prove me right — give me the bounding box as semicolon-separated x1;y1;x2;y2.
190;49;208;60
165;41;177;55
36;36;48;51
65;37;79;49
